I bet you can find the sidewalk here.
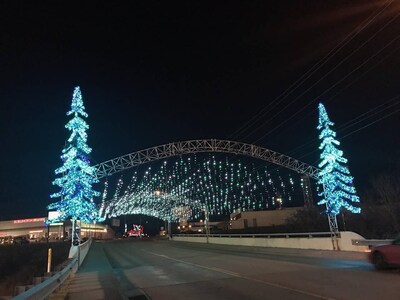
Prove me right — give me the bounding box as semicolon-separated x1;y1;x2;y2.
66;242;122;300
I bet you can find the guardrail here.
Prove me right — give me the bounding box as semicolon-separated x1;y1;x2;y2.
175;232;336;238
12;257;78;300
12;239;92;299
352;239;394;248
68;238;92;266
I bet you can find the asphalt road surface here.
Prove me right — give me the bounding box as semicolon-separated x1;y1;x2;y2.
66;238;400;300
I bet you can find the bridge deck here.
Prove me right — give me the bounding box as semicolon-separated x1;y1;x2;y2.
64;239;399;300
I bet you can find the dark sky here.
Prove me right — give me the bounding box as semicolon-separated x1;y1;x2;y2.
0;1;399;220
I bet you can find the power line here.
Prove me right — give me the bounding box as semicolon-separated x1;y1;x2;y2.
340;108;399;139
339;99;399;132
253;26;400;144
295;103;399;161
286;97;399;157
271;38;400;139
223;2;398;179
228;0;394;141
224;2;397;174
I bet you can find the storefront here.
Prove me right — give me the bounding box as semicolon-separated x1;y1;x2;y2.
0;217;114;244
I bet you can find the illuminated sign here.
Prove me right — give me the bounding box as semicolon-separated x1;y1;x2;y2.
48;211;63;221
49;223;63;226
13;218;46;224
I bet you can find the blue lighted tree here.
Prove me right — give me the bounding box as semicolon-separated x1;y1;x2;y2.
317;103;360;233
48;87;100;228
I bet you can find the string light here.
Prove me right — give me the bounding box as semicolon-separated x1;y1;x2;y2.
101;155;306;221
47;86;100;223
317;103;361;215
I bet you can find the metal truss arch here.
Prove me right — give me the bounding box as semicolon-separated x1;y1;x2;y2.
94;139;319;180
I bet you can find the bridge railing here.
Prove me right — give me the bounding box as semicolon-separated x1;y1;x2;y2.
175;232;335;238
12;239;92;299
172;231;371;252
351;238;394;249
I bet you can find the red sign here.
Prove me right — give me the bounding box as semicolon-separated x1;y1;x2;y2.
126;224;144;237
13;218;46;224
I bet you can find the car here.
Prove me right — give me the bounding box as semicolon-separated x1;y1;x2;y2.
369;237;400;270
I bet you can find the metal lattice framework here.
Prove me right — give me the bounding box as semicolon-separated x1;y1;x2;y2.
94;139;319;179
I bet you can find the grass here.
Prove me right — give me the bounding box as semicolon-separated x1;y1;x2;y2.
0;241;70;296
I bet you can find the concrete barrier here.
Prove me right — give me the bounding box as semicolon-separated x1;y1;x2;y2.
68;238;92;266
172;231;369;252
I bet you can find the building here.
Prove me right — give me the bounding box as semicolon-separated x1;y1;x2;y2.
0;217;114;243
177;220;228;233
229;207;301;229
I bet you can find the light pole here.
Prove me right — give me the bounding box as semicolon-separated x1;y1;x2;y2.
204;205;210;244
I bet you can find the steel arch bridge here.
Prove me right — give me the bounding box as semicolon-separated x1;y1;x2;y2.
94;139;319;179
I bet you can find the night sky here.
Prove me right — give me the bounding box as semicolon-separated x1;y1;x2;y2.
0;1;399;220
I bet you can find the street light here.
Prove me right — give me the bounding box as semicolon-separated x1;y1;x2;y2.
203;205;210;244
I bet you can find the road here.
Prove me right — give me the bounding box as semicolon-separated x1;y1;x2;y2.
66;238;400;300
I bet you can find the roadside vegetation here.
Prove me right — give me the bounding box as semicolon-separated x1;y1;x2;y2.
275;169;400;239
0;241;70;297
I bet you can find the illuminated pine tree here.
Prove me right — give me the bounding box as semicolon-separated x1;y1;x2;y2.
317;103;361;216
48;86;100;224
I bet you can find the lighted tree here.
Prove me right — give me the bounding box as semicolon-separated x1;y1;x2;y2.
317;103;361;218
48;86;100;225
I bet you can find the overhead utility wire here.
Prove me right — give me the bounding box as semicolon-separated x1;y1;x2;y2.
258;100;400;178
297;107;399;162
296;102;399;161
248;96;399;175
225;1;395;171
230;0;392;140
223;0;393;173
238;10;396;144
285;97;400;157
286;38;400;132
338;100;399;132
325;43;400;105
227;2;396;176
251;10;399;142
253;17;400;144
228;0;394;141
339;108;399;140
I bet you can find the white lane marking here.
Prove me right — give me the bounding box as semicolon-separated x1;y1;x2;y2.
147;251;240;276
146;251;337;300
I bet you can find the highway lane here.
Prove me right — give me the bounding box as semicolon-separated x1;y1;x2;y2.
68;239;400;300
